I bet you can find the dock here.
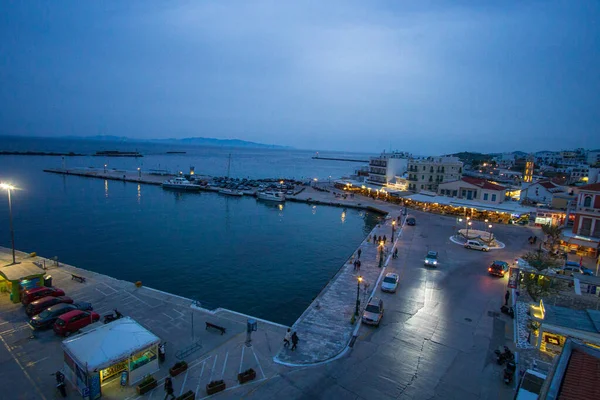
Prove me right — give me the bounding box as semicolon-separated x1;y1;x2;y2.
311;156;368;163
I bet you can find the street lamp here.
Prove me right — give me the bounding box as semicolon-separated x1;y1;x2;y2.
488;224;493;240
0;183;18;265
467;221;472;238
137;167;141;178
104;164;107;173
355;276;363;316
391;220;396;242
378;241;384;268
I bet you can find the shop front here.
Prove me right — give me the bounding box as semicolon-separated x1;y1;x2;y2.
61;317;160;399
0;262;46;303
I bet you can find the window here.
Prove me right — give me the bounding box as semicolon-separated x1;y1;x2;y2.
483;193;489;201
440;189;445;195
422;175;425;180
583;196;592;207
580;218;592;236
420;185;424;189
491;194;497;202
423;166;426;171
461;190;466;197
452;190;458;197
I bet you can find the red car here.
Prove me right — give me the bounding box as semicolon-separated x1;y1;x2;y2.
53;310;100;337
21;287;66;306
26;296;73;317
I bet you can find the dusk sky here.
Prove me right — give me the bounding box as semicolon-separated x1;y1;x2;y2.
1;1;599;154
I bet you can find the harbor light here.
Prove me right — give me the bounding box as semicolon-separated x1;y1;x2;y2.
279;180;284;185
0;183;18;265
137;167;141;178
355;276;363;316
104;164;107;173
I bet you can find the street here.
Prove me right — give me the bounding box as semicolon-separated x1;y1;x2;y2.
228;209;539;399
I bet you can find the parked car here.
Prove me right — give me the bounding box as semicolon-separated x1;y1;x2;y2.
557;265;584;276
488;261;509;277
564;261;595;276
53;310;100;337
464;240;489;252
29;302;93;330
26;296;73;317
362;297;384;326
406;215;416;226
381;273;399;293
425;251;438;266
21;287;66;306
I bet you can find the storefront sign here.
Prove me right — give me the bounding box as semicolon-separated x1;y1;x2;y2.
508;267;520;289
101;360;128;382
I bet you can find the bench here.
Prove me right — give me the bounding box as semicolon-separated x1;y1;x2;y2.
205;322;226;335
71;274;86;283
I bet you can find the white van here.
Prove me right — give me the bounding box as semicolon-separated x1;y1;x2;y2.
464;240;489;252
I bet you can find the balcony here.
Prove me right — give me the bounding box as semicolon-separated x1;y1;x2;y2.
575;207;600;215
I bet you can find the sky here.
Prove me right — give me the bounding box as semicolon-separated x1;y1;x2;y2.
0;1;599;154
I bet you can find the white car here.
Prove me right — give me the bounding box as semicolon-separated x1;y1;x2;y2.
464;240;489;252
381;273;399;293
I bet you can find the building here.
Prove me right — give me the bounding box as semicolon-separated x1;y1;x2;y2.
521;180;565;204
539;339;600;400
367;152;410;186
560;182;600;257
0;261;47;303
587;150;600;166
535;151;561;165
407;156;463;192
565;165;590;184
437;177;506;204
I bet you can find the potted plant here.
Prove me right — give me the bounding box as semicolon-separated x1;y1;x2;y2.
206;379;226;395
136;375;157;395
176;390;195;400
237;368;256;384
170;360;188;377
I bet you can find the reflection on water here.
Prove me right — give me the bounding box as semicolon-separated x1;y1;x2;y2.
104;180;108;198
341;209;346;224
137;184;141;204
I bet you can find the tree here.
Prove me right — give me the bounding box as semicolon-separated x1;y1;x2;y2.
521;251;562;302
541;224;563;252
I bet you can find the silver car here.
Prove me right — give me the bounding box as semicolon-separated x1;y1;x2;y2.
362;298;384;326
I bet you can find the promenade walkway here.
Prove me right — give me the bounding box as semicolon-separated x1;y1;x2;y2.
275;213;403;365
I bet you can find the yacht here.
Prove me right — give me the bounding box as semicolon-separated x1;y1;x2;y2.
256;191;286;202
219;188;243;197
162;177;201;191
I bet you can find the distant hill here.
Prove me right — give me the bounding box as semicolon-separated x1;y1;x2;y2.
59;135;291;149
445;152;494;162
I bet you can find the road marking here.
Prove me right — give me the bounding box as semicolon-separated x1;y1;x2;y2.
221;351;229;379
209;354;218;383
25;356;49;368
127;291;151;306
162;312;174;321
239;345;245;373
0;335;46;400
196;360;206;398
180;369;189;396
251;347;266;379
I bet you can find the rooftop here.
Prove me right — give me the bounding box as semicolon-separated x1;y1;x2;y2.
578;183;600;192
543;305;600;334
557;348;600;400
406;193;536;214
460;176;506;191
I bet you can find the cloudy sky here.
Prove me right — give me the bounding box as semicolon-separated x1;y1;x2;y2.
1;1;598;153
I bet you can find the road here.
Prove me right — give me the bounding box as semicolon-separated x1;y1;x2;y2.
229;210;538;399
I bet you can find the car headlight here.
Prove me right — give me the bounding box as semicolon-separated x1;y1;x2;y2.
433;261;437;264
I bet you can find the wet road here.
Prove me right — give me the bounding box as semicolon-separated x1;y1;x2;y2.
235;210;539;399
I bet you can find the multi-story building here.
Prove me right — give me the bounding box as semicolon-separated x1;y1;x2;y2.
407;156;463;192
521;180;565;204
437;177;506;204
367;151;410;186
562;183;600;257
587;150;600;166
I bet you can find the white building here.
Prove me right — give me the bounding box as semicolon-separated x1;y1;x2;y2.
407;156;463;192
437;177;507;205
587;150;600;166
521;180;565;204
535;151;561;165
367;151;410;186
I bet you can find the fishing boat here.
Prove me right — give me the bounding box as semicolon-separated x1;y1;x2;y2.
162;177;201;191
256;191;286;202
219;154;243;196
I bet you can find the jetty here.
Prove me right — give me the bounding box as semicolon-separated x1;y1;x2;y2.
311;155;368;163
0;151;84;156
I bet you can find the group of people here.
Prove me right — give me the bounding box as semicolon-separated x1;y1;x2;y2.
370;234;387;244
284;328;300;351
528;236;538;245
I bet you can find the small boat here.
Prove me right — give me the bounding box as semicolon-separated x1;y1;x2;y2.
219;188;243;197
162;177;201;191
257;191;286;202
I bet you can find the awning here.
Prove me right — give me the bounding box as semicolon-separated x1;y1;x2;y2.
0;261;45;281
62;317;160;372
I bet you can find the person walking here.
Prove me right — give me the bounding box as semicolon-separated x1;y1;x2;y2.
357;260;361;271
357;248;362;259
394;248;398;259
291;331;299;351
504;290;510;306
353;260;358;271
283;328;291;348
164;377;175;400
383;235;387;243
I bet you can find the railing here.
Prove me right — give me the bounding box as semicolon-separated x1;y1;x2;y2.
576;207;600;214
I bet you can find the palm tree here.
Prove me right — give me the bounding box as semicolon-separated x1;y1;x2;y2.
541;223;563;251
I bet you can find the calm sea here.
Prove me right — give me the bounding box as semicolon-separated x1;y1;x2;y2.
0;137;380;325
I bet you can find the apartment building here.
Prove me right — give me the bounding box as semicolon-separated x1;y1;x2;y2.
407;156;463;192
562;183;600;257
367;152;410;186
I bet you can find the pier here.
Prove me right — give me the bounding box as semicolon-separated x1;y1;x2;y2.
311;156;368;163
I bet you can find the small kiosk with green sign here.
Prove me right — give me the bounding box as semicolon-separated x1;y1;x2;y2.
0;261;46;303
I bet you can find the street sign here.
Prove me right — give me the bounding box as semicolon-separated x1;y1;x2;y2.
508;267;520;289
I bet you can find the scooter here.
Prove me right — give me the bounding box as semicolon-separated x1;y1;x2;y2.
504;361;516;384
500;305;515;319
53;371;67;398
494;346;514;365
159;342;166;363
103;309;123;324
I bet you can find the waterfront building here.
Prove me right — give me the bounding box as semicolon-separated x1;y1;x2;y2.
587;150;600;166
521;180;566;204
367;151;410;186
437;177;507;205
407;156;463;192
560;182;600;257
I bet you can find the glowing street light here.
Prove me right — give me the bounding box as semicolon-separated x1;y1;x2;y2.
355;276;363;316
0;183;18;265
488;224;493;240
391;220;396;242
104;164;107;173
467;221;472;238
378;240;385;268
137;167;141;178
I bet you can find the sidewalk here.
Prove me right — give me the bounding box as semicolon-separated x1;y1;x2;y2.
275;216;401;365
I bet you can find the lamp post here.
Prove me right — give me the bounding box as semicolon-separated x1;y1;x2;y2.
391;220;396;242
488;224;493;240
378;241;384;268
467;221;472;238
137;167;141;178
1;183;18;265
103;164;107;173
355;276;363;316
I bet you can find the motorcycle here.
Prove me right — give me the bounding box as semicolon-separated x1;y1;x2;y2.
53;371;67;398
494;346;514;365
500;305;515;319
503;361;516;384
159;342;166;363
103;309;123;324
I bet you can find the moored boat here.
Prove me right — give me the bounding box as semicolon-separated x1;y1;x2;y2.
256;191;285;202
219;188;243;197
162;177;201;191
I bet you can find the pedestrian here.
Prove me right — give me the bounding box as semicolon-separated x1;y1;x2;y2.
164;377;175;400
378;236;382;243
504;290;510;306
383;235;387;243
353;260;358;271
283;328;291;348
533;236;537;244
528;236;533;245
394;248;398;259
291;331;299;351
357;248;362;259
357;260;361;271
397;216;400;223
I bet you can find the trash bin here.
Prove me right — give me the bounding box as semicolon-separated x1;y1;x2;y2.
44;275;52;287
